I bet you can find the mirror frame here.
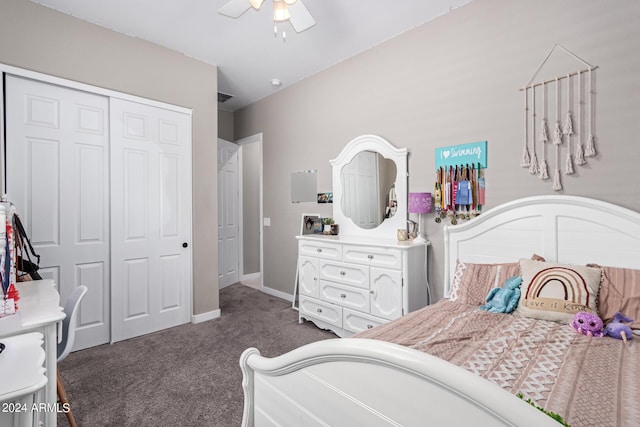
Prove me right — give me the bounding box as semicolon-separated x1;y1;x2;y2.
330;134;408;238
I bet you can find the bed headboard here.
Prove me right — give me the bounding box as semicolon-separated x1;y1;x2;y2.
443;195;640;298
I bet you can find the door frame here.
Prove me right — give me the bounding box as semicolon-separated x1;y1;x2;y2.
237;133;263;287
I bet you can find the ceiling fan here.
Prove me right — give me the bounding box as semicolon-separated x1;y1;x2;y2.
219;0;316;34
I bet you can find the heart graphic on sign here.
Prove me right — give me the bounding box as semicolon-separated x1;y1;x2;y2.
442;150;450;159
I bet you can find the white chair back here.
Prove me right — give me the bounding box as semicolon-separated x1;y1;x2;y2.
57;285;88;362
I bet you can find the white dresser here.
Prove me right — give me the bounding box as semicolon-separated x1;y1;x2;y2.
296;234;429;337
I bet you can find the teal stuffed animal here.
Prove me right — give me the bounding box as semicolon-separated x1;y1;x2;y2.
479;276;522;313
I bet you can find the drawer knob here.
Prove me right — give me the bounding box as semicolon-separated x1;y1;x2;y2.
367;324;374;329
316;308;323;313
317;248;323;253
367;254;374;260
340;293;347;299
339;271;346;276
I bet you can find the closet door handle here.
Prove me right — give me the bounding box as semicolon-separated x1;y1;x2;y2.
182;242;188;248
367;324;374;329
317;248;323;253
340;293;347;299
316;308;323;313
367;254;374;260
339;271;346;276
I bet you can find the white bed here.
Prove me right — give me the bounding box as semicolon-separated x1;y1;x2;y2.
239;195;640;426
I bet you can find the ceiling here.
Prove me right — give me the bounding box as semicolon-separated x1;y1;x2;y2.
32;0;471;112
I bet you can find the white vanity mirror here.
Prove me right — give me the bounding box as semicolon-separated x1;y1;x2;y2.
331;135;408;238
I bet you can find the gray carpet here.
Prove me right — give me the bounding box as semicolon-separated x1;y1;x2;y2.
57;283;335;426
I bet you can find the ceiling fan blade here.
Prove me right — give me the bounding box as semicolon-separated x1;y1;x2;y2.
218;0;251;18
287;0;315;32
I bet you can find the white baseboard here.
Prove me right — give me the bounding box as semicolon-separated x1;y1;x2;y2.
261;285;294;302
191;309;221;324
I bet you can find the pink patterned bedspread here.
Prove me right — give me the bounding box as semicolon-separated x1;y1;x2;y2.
356;300;640;427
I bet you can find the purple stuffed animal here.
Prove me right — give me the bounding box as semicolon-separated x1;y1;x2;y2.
605;312;634;344
570;311;604;337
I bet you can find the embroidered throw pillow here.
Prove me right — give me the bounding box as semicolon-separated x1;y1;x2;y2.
517;259;601;323
590;264;640;329
448;260;520;306
448;254;545;306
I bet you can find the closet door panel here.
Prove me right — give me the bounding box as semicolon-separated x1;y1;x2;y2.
110;98;191;343
28;137;60;245
75;262;106;328
124;257;151;318
123;149;149;239
5;75;110;351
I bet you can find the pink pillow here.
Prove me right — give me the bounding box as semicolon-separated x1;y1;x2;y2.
590;264;640;329
449;255;544;306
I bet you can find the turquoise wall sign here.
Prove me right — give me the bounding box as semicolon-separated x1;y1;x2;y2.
435;141;487;170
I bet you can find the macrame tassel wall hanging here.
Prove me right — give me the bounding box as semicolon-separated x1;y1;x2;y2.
575;71;586;165
519;44;598;190
521;88;531;168
551;78;562;189
564;73;575;175
535;86;548;180
585;68;597;157
552;78;563;146
530;86;541;175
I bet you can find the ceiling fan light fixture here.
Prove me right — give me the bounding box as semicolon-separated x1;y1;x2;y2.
284;0;297;4
249;0;264;9
273;0;291;22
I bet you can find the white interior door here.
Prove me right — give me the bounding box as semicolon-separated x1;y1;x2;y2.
218;139;239;288
5;75;110;351
110;98;192;343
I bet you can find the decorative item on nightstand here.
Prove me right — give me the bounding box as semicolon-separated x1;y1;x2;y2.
408;192;431;244
322;217;335;234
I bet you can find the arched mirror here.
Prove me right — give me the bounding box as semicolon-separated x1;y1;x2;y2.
331;135;408;238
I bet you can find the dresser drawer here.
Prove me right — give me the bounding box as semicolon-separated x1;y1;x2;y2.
298;240;342;261
299;296;342;328
343;308;387;334
319;281;370;312
319;260;369;289
342;245;402;269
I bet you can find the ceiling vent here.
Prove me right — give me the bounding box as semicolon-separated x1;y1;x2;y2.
218;92;234;103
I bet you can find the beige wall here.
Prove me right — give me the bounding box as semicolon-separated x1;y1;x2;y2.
218;109;234;141
0;0;219;315
235;0;640;301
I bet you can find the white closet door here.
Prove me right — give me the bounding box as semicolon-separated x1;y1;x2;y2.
217;139;239;289
5;75;110;350
110;98;192;343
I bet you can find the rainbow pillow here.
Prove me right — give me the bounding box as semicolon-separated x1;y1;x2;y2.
516;259;601;323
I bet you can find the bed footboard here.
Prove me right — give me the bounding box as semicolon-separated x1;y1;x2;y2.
239;338;558;426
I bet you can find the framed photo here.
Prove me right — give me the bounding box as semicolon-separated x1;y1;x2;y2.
301;214;322;235
317;192;333;204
